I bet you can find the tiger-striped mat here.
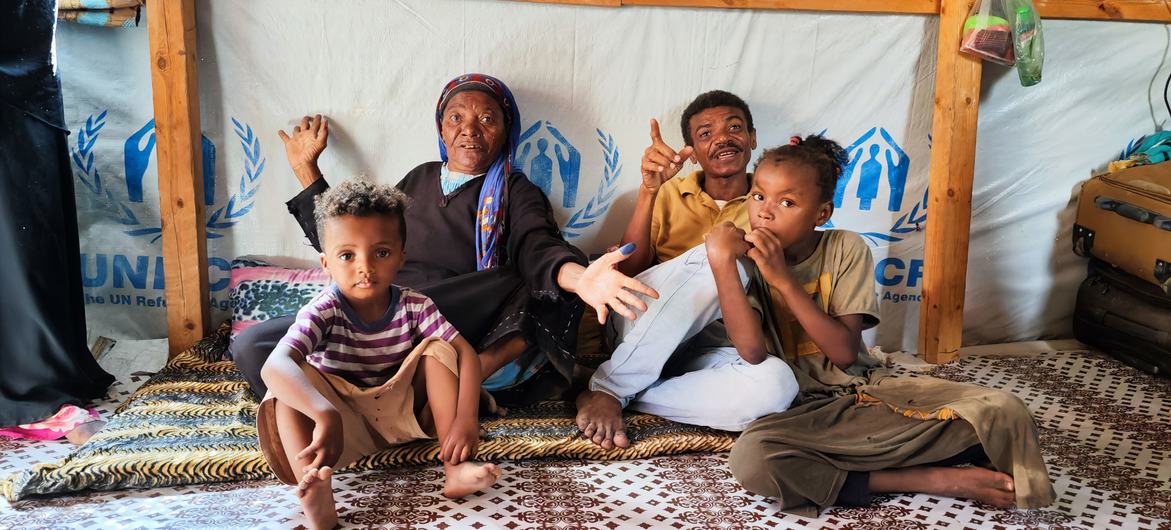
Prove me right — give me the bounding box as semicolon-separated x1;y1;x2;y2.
2;324;734;502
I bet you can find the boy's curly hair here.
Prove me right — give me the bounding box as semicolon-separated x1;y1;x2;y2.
754;135;848;204
313;179;409;245
680;90;755;146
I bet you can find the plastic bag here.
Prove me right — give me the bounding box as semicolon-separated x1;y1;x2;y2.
961;0;1015;66
1006;0;1044;86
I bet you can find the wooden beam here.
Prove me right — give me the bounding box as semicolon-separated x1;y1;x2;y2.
918;0;983;364
514;0;1171;22
620;0;935;14
513;0;620;5
1035;0;1171;22
146;0;209;357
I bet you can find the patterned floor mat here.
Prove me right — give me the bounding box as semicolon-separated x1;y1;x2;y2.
1;326;734;501
0;348;1168;529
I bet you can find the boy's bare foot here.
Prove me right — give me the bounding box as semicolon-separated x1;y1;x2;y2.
296;466;338;530
443;461;501;498
927;467;1016;508
575;390;629;449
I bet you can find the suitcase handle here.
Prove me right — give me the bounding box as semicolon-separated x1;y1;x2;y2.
1102;313;1171;349
1095;196;1166;228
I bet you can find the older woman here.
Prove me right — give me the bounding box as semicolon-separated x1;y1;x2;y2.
231;73;655;406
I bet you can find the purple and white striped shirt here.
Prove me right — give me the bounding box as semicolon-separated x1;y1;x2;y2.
280;285;459;387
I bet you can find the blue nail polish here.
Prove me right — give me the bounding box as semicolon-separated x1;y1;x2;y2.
618;242;636;256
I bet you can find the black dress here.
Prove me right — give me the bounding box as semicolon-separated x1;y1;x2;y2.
0;0;114;427
231;162;588;406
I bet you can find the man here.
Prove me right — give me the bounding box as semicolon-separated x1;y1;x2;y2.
615;90;756;277
576;91;794;449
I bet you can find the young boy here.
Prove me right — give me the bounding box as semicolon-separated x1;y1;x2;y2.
257;180;500;530
717;137;1054;515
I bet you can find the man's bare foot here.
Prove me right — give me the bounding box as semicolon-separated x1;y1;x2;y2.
443;461;501;498
931;467;1016;508
296;466;337;530
575;390;629;449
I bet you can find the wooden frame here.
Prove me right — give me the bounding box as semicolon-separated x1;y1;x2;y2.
525;0;1171;22
146;0;208;357
146;0;1170;360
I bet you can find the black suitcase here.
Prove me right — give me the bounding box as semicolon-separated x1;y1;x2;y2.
1073;260;1171;376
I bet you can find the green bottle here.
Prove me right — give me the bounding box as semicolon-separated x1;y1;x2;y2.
1012;2;1044;86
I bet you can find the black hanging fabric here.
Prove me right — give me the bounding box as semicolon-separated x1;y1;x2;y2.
0;0;114;427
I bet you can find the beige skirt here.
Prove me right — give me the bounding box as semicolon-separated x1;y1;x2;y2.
256;337;459;485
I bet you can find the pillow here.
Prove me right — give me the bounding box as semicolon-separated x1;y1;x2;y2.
228;258;330;338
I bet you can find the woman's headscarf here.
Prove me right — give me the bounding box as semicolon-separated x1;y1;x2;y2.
435;73;522;271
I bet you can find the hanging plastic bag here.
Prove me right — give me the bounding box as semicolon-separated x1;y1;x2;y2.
960;0;1015;66
1006;0;1044;86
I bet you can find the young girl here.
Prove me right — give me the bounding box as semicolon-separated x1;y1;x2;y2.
257;180;500;530
711;136;1054;515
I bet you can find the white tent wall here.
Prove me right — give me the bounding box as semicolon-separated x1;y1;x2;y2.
58;0;1169;353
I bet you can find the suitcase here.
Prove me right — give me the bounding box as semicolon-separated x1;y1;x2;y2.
1072;161;1171;293
1074;259;1171;376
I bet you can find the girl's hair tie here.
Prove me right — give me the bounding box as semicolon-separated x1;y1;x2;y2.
789;135;802;146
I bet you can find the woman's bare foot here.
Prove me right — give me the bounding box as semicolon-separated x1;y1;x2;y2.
443;461;501;498
479;388;507;416
296;466;337;530
574;390;629;449
479;334;527;380
65;420;105;445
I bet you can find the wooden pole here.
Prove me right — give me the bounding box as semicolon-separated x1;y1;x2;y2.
918;0;983;363
146;0;209;357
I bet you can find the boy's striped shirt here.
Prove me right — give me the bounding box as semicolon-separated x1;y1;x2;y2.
280;284;458;386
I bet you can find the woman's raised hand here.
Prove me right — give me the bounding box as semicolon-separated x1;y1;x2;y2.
574;243;660;324
278;114;329;188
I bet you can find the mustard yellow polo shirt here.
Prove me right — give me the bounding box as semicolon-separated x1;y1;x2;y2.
650;171;751;263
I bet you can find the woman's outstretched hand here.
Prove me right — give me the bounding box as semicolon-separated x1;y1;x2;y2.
278;114;329;188
562;243;660;324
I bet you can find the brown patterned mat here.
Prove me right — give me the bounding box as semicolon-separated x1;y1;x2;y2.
1;324;733;501
1;347;1168;528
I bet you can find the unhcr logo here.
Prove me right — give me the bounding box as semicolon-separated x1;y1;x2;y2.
516;120;621;239
825;126;927;246
72;111;265;311
823;127;927;302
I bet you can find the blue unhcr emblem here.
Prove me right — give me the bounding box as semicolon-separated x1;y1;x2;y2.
125;119;217;207
515;121;620;239
826;127;927;245
834;127;911;213
72;111;264;242
516;120;583;208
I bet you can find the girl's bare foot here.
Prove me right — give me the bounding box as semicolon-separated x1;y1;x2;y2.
930;467;1016;508
443;461;501;498
296;466;337;530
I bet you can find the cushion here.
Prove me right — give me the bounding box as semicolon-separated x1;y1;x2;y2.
228;258;330;338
